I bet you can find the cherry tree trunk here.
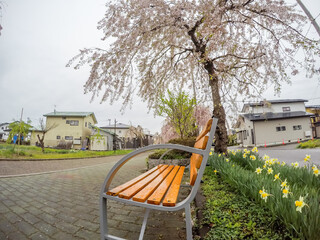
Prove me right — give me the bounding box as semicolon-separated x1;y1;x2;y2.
206;63;228;153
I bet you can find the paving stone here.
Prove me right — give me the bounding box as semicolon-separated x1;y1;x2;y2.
16;221;38;236
0;153;189;240
3;212;23;224
22;213;41;225
52;231;74;240
34;222;58;236
74;219;99;232
74;229;99;239
54;221;81;234
6;231;29;240
30;232;50;240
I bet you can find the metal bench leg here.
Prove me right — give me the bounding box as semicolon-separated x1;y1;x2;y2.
139;208;150;240
185;204;192;240
100;197;108;240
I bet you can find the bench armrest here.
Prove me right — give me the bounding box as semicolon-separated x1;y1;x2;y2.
100;144;205;193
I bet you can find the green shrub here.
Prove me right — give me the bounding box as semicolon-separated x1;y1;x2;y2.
148;137;196;160
297;139;320;149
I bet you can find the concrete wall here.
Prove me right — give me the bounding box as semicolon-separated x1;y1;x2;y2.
43;115;95;149
254;117;312;145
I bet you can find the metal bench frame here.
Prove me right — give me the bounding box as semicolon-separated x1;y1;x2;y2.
99;118;218;240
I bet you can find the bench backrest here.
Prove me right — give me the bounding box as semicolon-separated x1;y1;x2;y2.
189;119;213;185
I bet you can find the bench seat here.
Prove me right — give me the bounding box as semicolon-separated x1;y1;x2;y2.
107;164;185;206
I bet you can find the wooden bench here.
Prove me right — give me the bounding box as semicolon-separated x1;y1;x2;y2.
99;117;218;240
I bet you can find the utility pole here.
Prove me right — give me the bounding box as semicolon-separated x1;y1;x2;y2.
113;119;117;151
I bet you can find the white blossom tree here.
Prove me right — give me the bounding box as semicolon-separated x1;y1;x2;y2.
68;0;320;153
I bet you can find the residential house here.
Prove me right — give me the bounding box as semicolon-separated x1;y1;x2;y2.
0;123;10;141
89;126;115;151
236;99;313;147
306;105;320;138
32;111;98;149
101;123;153;148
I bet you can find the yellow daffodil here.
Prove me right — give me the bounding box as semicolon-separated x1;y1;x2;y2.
304;154;311;162
291;162;299;168
250;155;256;160
259;187;271;202
263;154;269;161
232;164;235;167
226;158;230;162
281;161;286;166
222;153;225;155
263;164;267;169
218;154;221;157
267;168;273;174
281;179;287;189
243;153;247;158
313;168;319;176
274;173;280;181
209;152;213;155
214;169;218;174
255;167;262;174
295;196;307;213
282;187;290;198
252;147;258;153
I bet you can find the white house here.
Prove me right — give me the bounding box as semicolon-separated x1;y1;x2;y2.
0;123;10;141
236;99;313;147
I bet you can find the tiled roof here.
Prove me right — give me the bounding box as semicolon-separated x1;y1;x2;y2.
44;111;97;123
242;111;314;121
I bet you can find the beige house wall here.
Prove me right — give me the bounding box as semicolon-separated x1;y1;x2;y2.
43;115;96;149
254;117;312;145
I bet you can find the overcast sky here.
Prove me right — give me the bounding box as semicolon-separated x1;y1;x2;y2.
0;0;319;134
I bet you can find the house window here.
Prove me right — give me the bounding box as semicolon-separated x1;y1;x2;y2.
276;126;286;132
66;120;79;126
282;107;291;112
62;117;66;120
57;136;61;139
243;130;247;140
293;125;302;130
118;130;122;133
65;136;73;140
85;122;87;127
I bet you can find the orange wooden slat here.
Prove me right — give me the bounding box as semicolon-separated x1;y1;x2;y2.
196;119;213;141
132;165;175;203
107;165;163;196
147;166;180;205
118;165;169;199
194;136;209;149
191;153;203;169
162;166;185;207
189;160;197;186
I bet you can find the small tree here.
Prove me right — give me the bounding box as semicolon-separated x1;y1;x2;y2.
156;90;197;139
36;118;58;153
7;119;32;147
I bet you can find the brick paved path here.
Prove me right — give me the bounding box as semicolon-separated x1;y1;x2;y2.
0;153;188;239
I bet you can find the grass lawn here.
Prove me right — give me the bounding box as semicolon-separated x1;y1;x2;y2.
0;143;132;159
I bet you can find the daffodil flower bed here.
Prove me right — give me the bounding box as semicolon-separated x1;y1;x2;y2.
201;170;294;239
208;149;320;239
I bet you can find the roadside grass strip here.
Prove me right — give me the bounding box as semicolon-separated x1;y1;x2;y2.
208;149;320;240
